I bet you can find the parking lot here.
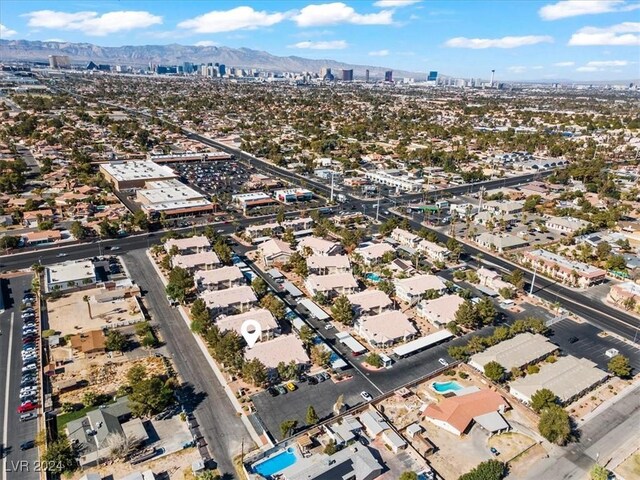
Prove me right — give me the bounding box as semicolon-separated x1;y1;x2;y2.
170;160;254;197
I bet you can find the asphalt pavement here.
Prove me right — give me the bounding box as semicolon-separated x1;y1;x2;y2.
1;274;39;480
121;251;252;478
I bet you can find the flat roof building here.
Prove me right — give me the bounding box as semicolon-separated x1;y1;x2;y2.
137;179;213;218
469;333;558;372
194;266;245;291
509;355;608;405
523;249;607;288
305;272;359;298
46;260;96;293
216;308;279;341
347;290;393;317
244;334;309;370
201;286;257;314
100;161;177;190
356;310;418;347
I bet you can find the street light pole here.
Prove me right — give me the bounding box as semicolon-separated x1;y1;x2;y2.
529;265;538;296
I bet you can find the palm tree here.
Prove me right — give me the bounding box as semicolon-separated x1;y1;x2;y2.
83;295;92;319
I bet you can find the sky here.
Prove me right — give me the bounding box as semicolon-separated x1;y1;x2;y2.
0;0;639;81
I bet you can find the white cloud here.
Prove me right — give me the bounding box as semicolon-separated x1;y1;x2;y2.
554;61;575;66
576;66;599;72
194;40;217;47
289;40;348;49
22;10;162;36
369;49;390;56
293;3;394;27
568;22;640;46
373;0;421;7
508;66;527;73
585;60;629;66
0;24;18;38
538;0;635;20
178;6;287;33
445;35;553;49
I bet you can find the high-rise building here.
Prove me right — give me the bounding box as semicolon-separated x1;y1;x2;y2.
428;71;438;82
48;55;70;69
218;64;226;76
183;62;193;74
320;67;332;80
365;69;370;82
384;70;393;82
341;69;353;81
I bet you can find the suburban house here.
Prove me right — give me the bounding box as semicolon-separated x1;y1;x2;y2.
297;236;341;256
69;330;106;358
305;272;359;298
23;229;62;246
394;275;447;306
390;227;420;248
306;254;351;275
509;356;608;405
347;290;394;317
475;233;529;253
244;335;310;374
171;251;221;272
355;310;418;347
469;333;558;372
216;308;280;341
416;294;465;327
194;266;245;291
477;268;514;293
523;249;607;288
164;235;211;254
201;286;258;315
608;281;640;308
546;216;591;234
354;243;395;265
259;238;294;266
23;208;55;228
417;239;450;263
422;389;511;436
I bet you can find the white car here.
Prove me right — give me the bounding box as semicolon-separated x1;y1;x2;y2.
360;391;373;402
438;358;449;367
110;247;120;251
56;253;67;258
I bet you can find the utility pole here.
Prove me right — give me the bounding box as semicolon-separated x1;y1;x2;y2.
375;195;380;222
529;265;538;296
330;171;334;203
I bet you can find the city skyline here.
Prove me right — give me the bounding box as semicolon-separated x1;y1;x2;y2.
0;0;639;81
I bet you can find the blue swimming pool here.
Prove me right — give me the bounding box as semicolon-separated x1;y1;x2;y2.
366;273;381;283
431;381;463;393
253;447;297;477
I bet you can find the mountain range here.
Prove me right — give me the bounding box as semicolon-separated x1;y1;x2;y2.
0;39;423;79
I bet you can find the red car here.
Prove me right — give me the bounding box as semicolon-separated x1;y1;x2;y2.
17;402;37;413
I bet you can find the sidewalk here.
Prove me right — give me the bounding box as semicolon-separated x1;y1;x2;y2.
145;250;268;450
580;380;640;425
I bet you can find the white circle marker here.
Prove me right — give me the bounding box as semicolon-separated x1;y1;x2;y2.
241;319;262;348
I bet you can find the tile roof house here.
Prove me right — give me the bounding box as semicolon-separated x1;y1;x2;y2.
347;290;394;317
356;310;418;347
69;330;106;358
244;335;310;371
194;266;245;291
201;286;257;315
354;243;395;265
306;254;351;275
394;275;447;306
423;389;511;436
297;236;341;256
305;273;359;298
259;238;294;266
216;308;280;341
416;294;465;327
165;235;211;254
172;251;221;272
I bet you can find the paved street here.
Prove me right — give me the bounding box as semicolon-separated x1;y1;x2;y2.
0;274;39;480
122;251;251;478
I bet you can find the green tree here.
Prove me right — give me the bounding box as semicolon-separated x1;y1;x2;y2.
283;228;296;245
606;254;626;271
310;345;331;367
331;295;354;326
129;376;175;417
590;464;609;480
366;352;383;368
165;267;193;304
0;235;20;249
105;329;127;352
280;419;297;438
83;391;98;406
538;405;571;445
506;269;525;290
213;239;232;265
476;297;497;325
530;388;559;413
596;242;612;261
399;473;418;480
132;210;149;231
251;276;268;297
260;293;285;320
276;206;286;224
70;221;86;240
378;279;395;296
523;195;541;213
242;359;267;387
459;460;507;480
323;439;337;455
126;364;147;384
484;361;505;382
455;300;480;329
299;325;315;347
306;405;319;425
607;354;631;378
41;435;77;474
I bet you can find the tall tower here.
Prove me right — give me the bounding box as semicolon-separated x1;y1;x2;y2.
490;69;495;87
365;69;370;83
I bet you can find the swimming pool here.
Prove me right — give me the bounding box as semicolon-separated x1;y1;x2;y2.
431;381;463;393
366;273;381;283
253;447;298;478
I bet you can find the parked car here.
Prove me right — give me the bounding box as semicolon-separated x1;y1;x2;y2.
307;376;318;386
275;385;287;395
568;336;579;344
267;387;279;397
360;391;373;402
20;413;37;422
438;358;449;367
17;402;37;413
285;382;297;392
20;440;35;451
490;447;499;456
